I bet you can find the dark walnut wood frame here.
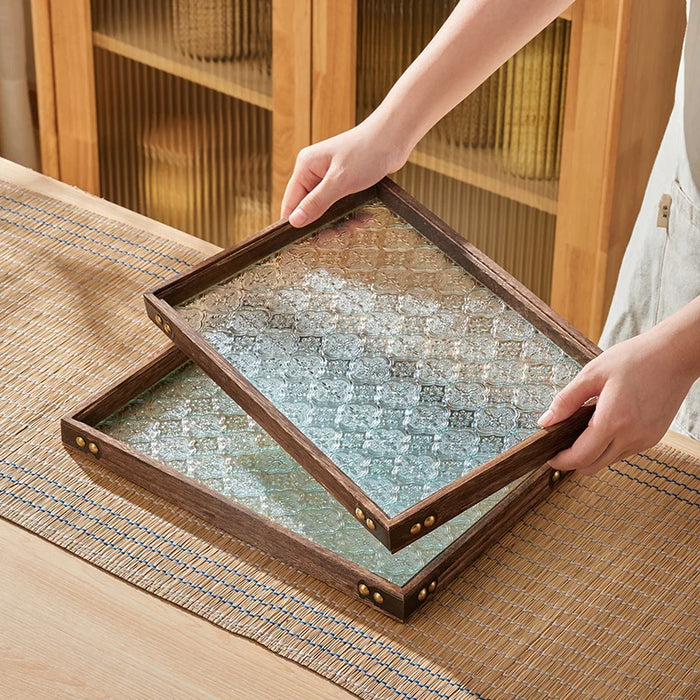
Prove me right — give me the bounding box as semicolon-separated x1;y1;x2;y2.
144;178;600;553
62;345;573;622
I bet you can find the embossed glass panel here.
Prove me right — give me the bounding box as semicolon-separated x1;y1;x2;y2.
99;361;523;586
176;201;580;517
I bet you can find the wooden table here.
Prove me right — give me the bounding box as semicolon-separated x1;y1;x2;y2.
0;160;354;700
2;160;698;698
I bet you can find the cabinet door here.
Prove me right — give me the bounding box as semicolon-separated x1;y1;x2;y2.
37;0;312;247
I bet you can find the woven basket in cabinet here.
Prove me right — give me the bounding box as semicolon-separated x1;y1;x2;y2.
499;18;571;180
172;0;272;62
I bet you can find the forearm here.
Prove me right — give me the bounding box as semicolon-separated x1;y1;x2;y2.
650;295;700;381
366;0;574;165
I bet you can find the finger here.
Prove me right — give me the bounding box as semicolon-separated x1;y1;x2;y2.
280;179;311;220
538;370;602;427
548;422;612;472
289;171;348;228
280;163;324;220
577;441;621;476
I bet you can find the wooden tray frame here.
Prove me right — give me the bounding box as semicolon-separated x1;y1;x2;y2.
144;178;600;552
61;345;572;622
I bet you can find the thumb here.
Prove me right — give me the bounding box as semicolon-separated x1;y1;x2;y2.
538;369;602;427
288;172;347;228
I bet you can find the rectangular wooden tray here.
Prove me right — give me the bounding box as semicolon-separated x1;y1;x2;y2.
61;345;570;622
144;178;599;552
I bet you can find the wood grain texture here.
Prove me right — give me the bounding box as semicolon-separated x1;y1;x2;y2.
552;0;686;340
596;0;686;331
0;518;356;700
661;430;700;460
311;0;358;141
48;0;100;194
272;0;312;214
61;422;405;618
142;293;394;549
61;342;572;621
30;0;60;179
146;178;598;551
147;188;373;307
378;180;601;366
63;361;404;616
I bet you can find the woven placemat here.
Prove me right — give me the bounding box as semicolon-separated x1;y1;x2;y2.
1;179;698;699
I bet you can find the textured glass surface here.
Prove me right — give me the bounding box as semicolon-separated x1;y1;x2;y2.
99;362;523;586
178;202;580;517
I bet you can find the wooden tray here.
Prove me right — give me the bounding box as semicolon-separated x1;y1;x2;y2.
144;178;599;552
61;345;570;622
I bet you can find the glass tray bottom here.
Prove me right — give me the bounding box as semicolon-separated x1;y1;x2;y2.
99;361;523;586
177;201;578;516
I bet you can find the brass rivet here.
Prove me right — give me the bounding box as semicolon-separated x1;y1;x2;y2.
552;469;561;483
417;588;427;602
163;322;172;334
428;580;437;594
410;522;421;536
74;436;86;448
88;442;99;455
358;583;370;597
154;314;163;326
372;591;384;605
366;518;376;530
424;515;436;528
355;507;365;521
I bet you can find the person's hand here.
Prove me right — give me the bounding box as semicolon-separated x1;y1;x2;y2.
281;0;579;229
537;323;698;475
280;118;409;228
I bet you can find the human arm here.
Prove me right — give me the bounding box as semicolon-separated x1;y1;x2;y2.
281;0;575;226
538;296;700;475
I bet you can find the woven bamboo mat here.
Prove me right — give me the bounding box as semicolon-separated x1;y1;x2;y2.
1;178;699;700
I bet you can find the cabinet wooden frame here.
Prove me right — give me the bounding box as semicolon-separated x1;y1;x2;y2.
144;178;599;552
61;344;570;622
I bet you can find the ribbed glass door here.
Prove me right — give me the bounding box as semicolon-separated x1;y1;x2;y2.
91;0;272;247
356;1;571;301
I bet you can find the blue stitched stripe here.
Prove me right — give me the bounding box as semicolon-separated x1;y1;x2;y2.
627;461;700;496
638;451;700;482
0;202;184;275
615;462;700;508
0;458;482;698
0;482;433;700
0;192;195;266
0;451;694;697
0;215;169;280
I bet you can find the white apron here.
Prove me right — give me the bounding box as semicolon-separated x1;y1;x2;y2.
599;0;700;440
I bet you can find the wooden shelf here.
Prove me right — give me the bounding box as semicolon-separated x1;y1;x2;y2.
92;6;272;111
559;6;574;21
408;143;559;215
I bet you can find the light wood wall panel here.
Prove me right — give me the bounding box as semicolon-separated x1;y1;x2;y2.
49;0;99;193
272;0;312;214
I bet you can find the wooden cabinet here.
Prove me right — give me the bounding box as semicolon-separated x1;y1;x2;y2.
32;0;684;339
32;0;310;244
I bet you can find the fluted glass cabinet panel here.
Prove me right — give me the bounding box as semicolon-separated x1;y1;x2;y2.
92;0;272;246
356;1;570;301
